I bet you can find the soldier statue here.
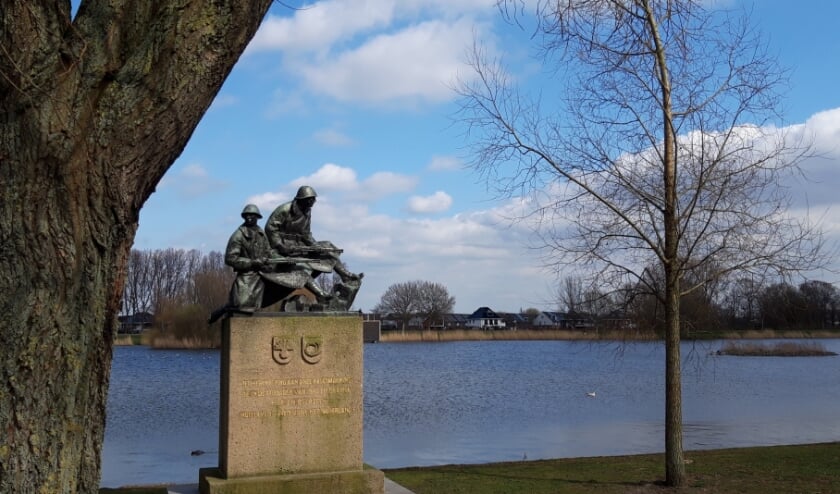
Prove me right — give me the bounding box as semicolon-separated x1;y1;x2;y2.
264;185;363;309
209;190;363;322
223;204;272;312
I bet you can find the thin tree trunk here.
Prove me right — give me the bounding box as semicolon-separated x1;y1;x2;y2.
664;275;685;485
643;0;686;484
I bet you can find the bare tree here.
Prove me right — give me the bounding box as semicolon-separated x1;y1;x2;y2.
123;249;155;315
374;281;418;331
123;248;227;319
799;280;838;329
189;251;235;314
150;248;201;312
126;248;232;342
458;0;825;485
374;280;455;330
0;2;272;491
315;270;340;295
521;307;540;325
758;282;806;330
557;275;584;313
580;288;609;320
415;281;456;328
722;276;764;329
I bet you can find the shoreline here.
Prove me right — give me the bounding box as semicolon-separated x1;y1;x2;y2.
378;328;840;343
114;328;840;349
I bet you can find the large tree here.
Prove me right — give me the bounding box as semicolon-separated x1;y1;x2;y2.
374;280;455;330
799;280;838;329
413;280;456;328
0;1;272;491
459;0;824;485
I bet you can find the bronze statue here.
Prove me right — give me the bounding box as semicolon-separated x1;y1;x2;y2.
209;204;334;323
209;190;363;322
264;186;363;297
223;204;272;312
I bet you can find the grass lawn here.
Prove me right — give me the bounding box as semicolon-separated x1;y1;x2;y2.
97;442;840;493
384;442;840;493
100;488;167;494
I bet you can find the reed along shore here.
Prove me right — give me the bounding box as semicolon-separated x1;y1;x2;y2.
379;328;840;343
114;327;840;349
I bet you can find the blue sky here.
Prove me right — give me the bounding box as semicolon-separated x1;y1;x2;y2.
132;1;840;313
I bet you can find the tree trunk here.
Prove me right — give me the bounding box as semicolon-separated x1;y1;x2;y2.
663;272;685;485
643;0;686;484
662;118;686;485
0;1;271;491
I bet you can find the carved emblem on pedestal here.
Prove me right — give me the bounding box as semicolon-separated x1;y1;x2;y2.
271;337;294;365
271;335;323;365
301;336;323;364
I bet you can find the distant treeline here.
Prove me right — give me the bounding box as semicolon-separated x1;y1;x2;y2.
121;248;233;346
581;278;840;335
120;249;840;342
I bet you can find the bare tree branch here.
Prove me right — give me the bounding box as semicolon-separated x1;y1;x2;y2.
457;0;827;486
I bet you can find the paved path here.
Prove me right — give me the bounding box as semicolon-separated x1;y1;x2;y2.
384;477;415;494
166;477;414;493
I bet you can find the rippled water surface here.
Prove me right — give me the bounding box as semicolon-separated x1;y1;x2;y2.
101;339;840;487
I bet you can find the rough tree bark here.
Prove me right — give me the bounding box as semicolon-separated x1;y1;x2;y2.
0;1;272;491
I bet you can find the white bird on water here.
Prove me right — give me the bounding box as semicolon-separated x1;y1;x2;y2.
586;391;596;398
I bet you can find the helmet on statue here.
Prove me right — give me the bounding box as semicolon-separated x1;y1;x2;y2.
241;204;262;219
295;186;318;200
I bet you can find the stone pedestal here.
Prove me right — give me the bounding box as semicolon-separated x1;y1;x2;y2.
200;313;384;494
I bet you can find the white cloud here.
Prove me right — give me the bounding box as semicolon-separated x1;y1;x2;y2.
159;163;228;199
317;199;550;312
765;108;840;209
181;164;209;178
361;172;419;199
249;0;494;55
246;192;290;214
246;0;497;106
297;19;477;105
803;107;840;155
313;128;356;147
263;163;418;203
407;190;453;213
427;155;463;171
291;163;359;191
248;0;398;55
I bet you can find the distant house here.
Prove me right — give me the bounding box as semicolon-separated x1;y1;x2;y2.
599;310;634;330
534;311;595;329
367;311;508;331
118;312;154;333
568;314;596;329
534;311;566;328
441;313;470;329
416;313;475;330
498;312;528;330
366;313;400;330
466;307;506;330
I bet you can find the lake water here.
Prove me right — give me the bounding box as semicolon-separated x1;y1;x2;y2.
100;339;840;487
